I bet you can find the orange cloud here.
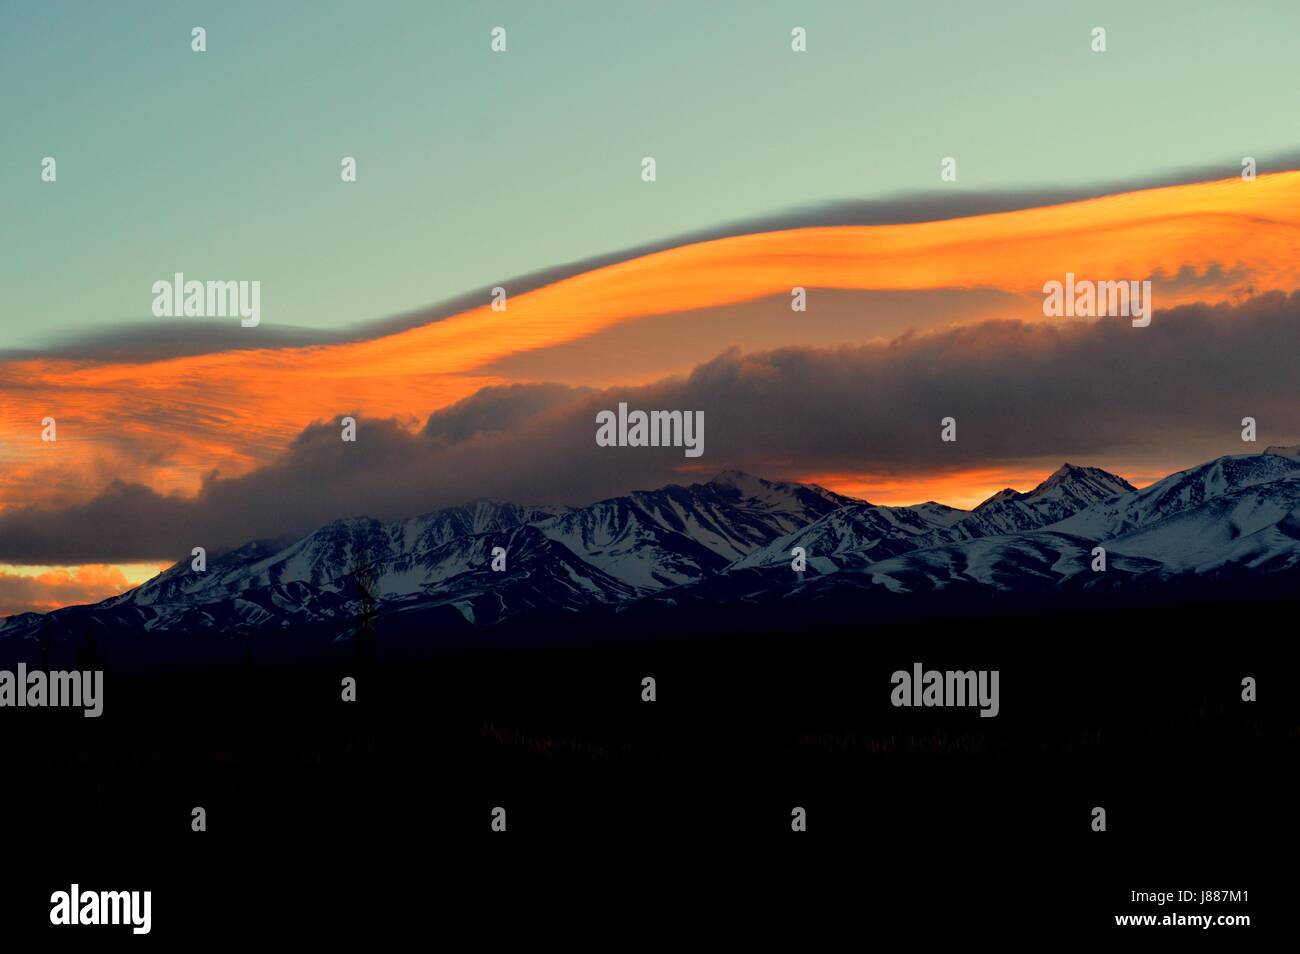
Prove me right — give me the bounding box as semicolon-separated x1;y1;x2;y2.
1;171;1298;514
0;563;165;617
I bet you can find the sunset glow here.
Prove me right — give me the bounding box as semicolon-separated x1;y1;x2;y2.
3;172;1298;515
4;171;1300;611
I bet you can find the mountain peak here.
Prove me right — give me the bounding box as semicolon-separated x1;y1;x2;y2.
975;487;1021;509
1031;463;1135;499
704;468;794;500
1042;462;1089;483
8;449;1300;639
964;464;1135;531
1265;444;1300;460
709;468;761;487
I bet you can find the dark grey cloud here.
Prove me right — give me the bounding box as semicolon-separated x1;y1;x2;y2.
422;383;591;445
1;291;1298;565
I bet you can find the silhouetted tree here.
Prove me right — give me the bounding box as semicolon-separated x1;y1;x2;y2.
350;561;378;674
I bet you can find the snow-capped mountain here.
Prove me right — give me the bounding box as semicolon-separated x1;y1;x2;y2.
1049;453;1300;540
2;452;1298;649
1103;474;1300;574
732;463;1133;573
958;463;1136;536
860;530;1165;595
105;499;568;613
537;471;857;591
856;455;1300;595
730;500;962;573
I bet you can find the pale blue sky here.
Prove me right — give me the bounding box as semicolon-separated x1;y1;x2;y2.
2;0;1298;347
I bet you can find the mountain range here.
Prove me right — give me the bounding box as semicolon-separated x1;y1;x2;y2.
3;447;1299;654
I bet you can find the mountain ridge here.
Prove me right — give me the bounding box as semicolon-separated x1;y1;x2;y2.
3;454;1298;646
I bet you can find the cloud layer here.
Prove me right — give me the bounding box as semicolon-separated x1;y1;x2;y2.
1;290;1297;565
4;170;1298;518
0;565;154;618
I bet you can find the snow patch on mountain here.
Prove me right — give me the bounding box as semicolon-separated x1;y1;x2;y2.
5;454;1299;639
1049;453;1300;540
733;463;1134;571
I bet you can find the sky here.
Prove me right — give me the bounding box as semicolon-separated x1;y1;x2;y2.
2;1;1300;613
4;0;1300;346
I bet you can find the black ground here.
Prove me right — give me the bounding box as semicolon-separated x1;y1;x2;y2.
1;597;1291;940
